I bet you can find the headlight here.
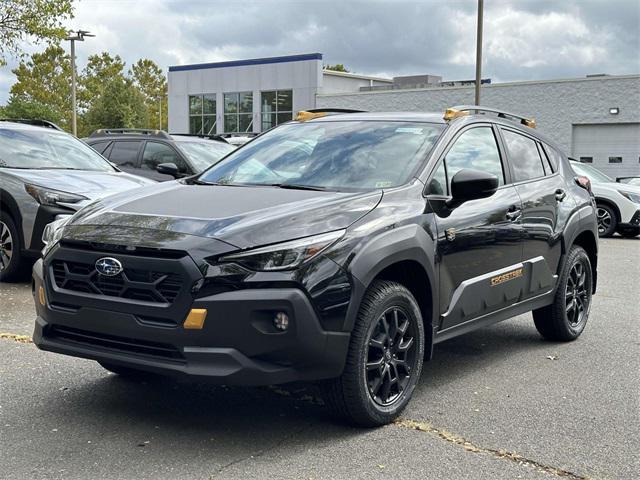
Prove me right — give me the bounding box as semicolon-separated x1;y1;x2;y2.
218;230;345;271
41;215;73;256
25;184;87;207
619;190;640;205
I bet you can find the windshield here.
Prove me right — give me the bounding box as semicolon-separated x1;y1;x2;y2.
0;127;115;171
198;121;444;190
177;141;236;172
571;162;613;183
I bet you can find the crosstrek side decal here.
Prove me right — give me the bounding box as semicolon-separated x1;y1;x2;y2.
490;268;523;286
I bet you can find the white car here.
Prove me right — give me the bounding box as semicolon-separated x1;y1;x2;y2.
570;160;640;238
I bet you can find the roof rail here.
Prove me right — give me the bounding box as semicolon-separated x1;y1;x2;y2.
295;108;367;122
88;128;172;139
170;133;229;143
0;118;63;131
443;105;536;128
218;132;259;138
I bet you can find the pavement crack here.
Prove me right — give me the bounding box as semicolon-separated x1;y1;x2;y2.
0;332;33;344
394;418;588;479
208;422;313;479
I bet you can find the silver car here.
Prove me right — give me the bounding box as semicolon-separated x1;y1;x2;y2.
0;120;155;281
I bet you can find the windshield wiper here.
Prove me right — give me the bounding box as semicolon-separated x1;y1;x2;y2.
271;183;328;191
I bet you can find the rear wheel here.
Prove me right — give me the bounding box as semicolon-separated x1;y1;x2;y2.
321;280;424;427
533;245;592;341
0;213;27;282
596;203;617;237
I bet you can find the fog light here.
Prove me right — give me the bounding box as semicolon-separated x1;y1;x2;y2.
38;286;46;306
273;312;289;331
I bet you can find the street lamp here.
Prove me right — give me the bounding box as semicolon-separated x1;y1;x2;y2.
474;0;484;106
66;30;95;136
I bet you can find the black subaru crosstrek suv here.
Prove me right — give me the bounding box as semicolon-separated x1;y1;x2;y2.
32;106;598;426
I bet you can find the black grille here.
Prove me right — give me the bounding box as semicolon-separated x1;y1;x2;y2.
47;325;184;360
51;259;183;304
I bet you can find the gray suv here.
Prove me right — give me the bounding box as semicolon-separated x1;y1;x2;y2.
0;120;155;281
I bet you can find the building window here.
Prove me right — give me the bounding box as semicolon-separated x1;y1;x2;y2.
579;156;593;163
261;90;293;130
189;94;216;135
224;92;253;133
609;156;623;164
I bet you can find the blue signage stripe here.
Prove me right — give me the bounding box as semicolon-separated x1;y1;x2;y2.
169;53;323;72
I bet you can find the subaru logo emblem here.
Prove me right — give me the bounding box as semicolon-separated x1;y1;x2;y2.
95;257;123;276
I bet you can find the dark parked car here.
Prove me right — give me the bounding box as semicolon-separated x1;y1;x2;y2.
84;129;235;181
33;106;598;426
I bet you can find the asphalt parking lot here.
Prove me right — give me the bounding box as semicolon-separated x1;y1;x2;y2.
1;237;638;480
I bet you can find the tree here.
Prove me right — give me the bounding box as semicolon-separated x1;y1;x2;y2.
0;96;64;126
131;59;167;130
9;45;72;129
0;0;74;66
80;52;127;106
84;76;148;132
325;64;350;73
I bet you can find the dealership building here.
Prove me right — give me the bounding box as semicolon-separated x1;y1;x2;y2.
168;53;640;176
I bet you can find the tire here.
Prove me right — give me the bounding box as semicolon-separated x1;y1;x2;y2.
321;280;425;427
596;203;617;237
533;245;592;341
99;362;149;378
0;212;27;282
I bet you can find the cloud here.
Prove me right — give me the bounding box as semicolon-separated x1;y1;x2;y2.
0;0;638;104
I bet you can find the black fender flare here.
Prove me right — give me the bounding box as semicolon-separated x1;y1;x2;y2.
344;224;438;355
560;204;598;291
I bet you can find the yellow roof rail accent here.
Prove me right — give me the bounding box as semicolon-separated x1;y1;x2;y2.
295;111;328;122
443;108;469;121
521;118;536;128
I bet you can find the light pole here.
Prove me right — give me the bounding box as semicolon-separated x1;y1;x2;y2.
474;0;484;106
66;30;94;136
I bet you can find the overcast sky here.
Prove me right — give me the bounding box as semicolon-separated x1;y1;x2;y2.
1;0;639;103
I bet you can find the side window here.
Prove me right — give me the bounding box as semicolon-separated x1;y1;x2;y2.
142;142;188;173
502;130;545;182
108;141;142;168
537;143;554;174
89;141;110;155
445;127;504;190
427;161;447;195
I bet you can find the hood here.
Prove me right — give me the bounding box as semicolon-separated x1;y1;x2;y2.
592;181;640;194
69;181;382;248
7;169;154;198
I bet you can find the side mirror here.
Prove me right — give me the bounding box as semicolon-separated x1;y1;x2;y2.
157;162;179;178
446;169;499;209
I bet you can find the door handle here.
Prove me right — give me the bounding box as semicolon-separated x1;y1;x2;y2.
506;205;522;221
555;189;566;202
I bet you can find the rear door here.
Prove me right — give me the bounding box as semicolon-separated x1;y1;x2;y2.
426;124;525;331
104;140;144;176
499;127;569;282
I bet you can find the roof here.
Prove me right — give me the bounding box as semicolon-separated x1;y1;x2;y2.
169;53;323;73
322;70;393;83
0;120;64;132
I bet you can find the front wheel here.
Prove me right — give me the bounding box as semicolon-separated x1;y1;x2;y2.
321;280;425;427
0;213;27;282
533;245;592;341
596;204;617;237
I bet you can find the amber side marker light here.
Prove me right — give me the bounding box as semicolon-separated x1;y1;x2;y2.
183;308;207;330
38;286;46;306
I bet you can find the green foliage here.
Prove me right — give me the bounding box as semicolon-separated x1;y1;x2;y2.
84;77;148;133
5;47;167;136
0;0;75;66
325;63;350;73
131;59;168;130
9;45;72;130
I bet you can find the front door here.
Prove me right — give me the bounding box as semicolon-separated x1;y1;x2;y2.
426;125;525;331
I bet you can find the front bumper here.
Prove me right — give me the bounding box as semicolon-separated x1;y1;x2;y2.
32;258;350;385
618;209;640;234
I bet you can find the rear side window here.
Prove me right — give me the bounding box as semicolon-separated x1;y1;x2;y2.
502;130;545;182
537;143;555;174
107;141;142;167
89;140;111;155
